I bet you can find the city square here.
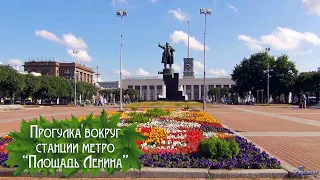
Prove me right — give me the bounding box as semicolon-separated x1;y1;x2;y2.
1;0;320;179
0;104;319;178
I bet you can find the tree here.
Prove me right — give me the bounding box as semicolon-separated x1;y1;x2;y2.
270;55;298;103
19;74;41;104
294;71;320;103
0;65;25;103
231;52;275;95
124;88;139;102
208;88;220;102
231;52;298;103
33;76;55;100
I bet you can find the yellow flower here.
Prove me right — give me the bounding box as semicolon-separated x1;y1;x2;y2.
139;127;167;145
78;115;96;122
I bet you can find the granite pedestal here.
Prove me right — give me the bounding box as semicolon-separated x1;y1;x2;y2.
158;68;185;101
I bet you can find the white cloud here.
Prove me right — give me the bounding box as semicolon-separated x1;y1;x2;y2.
209;69;227;75
191;61;228;76
193;60;204;74
36;30;91;62
92;75;103;83
238;35;262;51
170;31;209;51
67;49;92;62
35;30;88;49
168;8;190;22
35;30;61;43
227;4;238;12
172;63;183;72
113;69;132;76
239;27;320;51
7;59;23;66
303;0;320;16
149;0;157;3
61;34;88;49
136;68;150;76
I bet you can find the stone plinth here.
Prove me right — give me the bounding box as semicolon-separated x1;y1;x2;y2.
158;68;185;101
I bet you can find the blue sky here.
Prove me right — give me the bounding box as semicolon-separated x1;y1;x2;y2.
0;0;320;82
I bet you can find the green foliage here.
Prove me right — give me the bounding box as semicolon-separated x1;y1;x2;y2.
270;55;298;97
199;137;239;160
130;106;139;111
231;52;298;99
126;112;150;123
0;65;97;101
124;88;139;102
0;65;25;98
184;105;190;110
5;110;146;177
126;108;170;123
144;108;170;117
19;74;41;103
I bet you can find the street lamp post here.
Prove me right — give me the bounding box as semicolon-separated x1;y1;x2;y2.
200;8;211;110
73;50;78;106
116;10;128;111
266;47;270;105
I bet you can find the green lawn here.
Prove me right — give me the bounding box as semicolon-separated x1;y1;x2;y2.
125;101;207;108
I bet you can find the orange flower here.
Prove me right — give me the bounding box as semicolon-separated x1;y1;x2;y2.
163;108;176;112
2;135;11;140
173;111;220;124
216;132;233;139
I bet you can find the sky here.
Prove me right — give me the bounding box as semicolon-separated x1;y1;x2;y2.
1;0;320;82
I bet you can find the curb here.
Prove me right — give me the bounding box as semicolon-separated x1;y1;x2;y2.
0;167;288;178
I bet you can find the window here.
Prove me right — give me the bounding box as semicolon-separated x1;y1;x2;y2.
186;85;192;99
193;85;199;100
142;86;147;100
157;85;162;97
149;86;155;100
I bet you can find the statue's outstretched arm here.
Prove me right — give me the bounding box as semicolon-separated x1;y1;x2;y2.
158;44;165;49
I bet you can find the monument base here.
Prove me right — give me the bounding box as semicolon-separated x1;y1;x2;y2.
157;68;185;101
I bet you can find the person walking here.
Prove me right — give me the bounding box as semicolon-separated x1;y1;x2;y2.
300;93;307;109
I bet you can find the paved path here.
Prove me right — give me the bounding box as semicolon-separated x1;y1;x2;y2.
0;178;314;180
0;106;116;133
1;105;319;174
207;105;320;172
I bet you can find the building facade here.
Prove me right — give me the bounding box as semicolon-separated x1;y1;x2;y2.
121;77;235;101
99;58;235;101
99;81;120;89
23;59;94;84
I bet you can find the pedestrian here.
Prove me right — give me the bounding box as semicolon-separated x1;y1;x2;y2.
300;93;307;109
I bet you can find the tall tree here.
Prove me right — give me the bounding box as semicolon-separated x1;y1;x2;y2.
231;52;275;96
0;65;24;103
125;88;139;102
19;74;41;104
270;55;298;102
231;52;298;102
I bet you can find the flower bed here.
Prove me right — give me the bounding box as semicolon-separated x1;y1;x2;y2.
0;108;281;170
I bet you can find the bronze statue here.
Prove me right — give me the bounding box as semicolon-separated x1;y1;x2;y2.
158;42;175;69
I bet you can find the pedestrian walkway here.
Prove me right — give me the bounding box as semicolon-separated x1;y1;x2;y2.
232;107;320;127
206;105;320;172
238;132;320;136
